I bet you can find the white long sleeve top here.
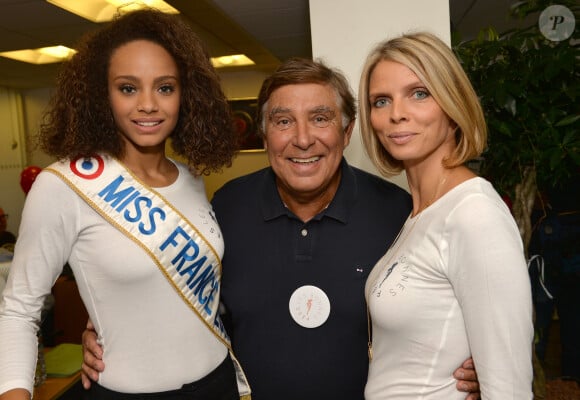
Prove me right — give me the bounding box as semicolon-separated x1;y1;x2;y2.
365;177;533;399
0;159;228;395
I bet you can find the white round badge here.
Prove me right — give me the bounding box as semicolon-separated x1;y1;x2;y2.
289;285;331;328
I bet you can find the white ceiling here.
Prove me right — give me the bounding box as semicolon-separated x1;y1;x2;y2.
0;0;536;90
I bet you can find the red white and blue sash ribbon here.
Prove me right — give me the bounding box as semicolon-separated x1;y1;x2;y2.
46;155;251;399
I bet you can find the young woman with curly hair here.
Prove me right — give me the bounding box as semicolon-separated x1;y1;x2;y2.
0;9;250;400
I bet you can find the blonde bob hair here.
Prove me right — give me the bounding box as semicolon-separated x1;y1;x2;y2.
359;31;487;177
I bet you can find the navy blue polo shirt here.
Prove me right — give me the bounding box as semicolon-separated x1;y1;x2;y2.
212;159;411;400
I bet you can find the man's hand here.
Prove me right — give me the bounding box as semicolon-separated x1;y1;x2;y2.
454;358;480;400
0;388;31;400
80;319;105;390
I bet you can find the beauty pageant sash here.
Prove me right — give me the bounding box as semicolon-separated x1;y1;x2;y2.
45;155;251;399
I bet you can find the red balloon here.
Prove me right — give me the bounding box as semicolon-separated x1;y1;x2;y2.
20;166;42;194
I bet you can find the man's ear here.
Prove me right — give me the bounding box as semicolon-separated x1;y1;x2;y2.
343;120;355;147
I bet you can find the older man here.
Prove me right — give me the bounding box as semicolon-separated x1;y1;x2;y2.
213;59;411;399
81;58;479;399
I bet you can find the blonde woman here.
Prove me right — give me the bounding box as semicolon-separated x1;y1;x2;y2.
359;32;533;399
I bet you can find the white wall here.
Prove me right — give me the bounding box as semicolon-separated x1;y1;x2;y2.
22;87;55;168
0;88;27;235
0;87;57;234
310;0;451;191
219;70;271;99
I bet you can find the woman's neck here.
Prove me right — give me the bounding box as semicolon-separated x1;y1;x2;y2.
406;164;475;216
120;148;178;188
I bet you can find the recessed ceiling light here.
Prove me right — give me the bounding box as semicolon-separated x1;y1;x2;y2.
46;0;178;23
211;55;255;68
0;46;77;64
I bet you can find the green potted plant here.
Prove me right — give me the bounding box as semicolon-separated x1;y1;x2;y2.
454;0;578;250
453;1;579;397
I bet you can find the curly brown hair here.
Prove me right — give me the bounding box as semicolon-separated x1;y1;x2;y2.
38;8;237;175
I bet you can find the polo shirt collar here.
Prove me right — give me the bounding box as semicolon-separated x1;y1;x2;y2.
260;158;357;223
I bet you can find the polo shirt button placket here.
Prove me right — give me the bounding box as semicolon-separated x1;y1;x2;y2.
296;225;312;260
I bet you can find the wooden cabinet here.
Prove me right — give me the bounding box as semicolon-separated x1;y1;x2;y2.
51;276;89;345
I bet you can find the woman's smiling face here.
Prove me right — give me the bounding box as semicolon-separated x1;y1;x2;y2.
368;60;456;168
108;39;181;153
